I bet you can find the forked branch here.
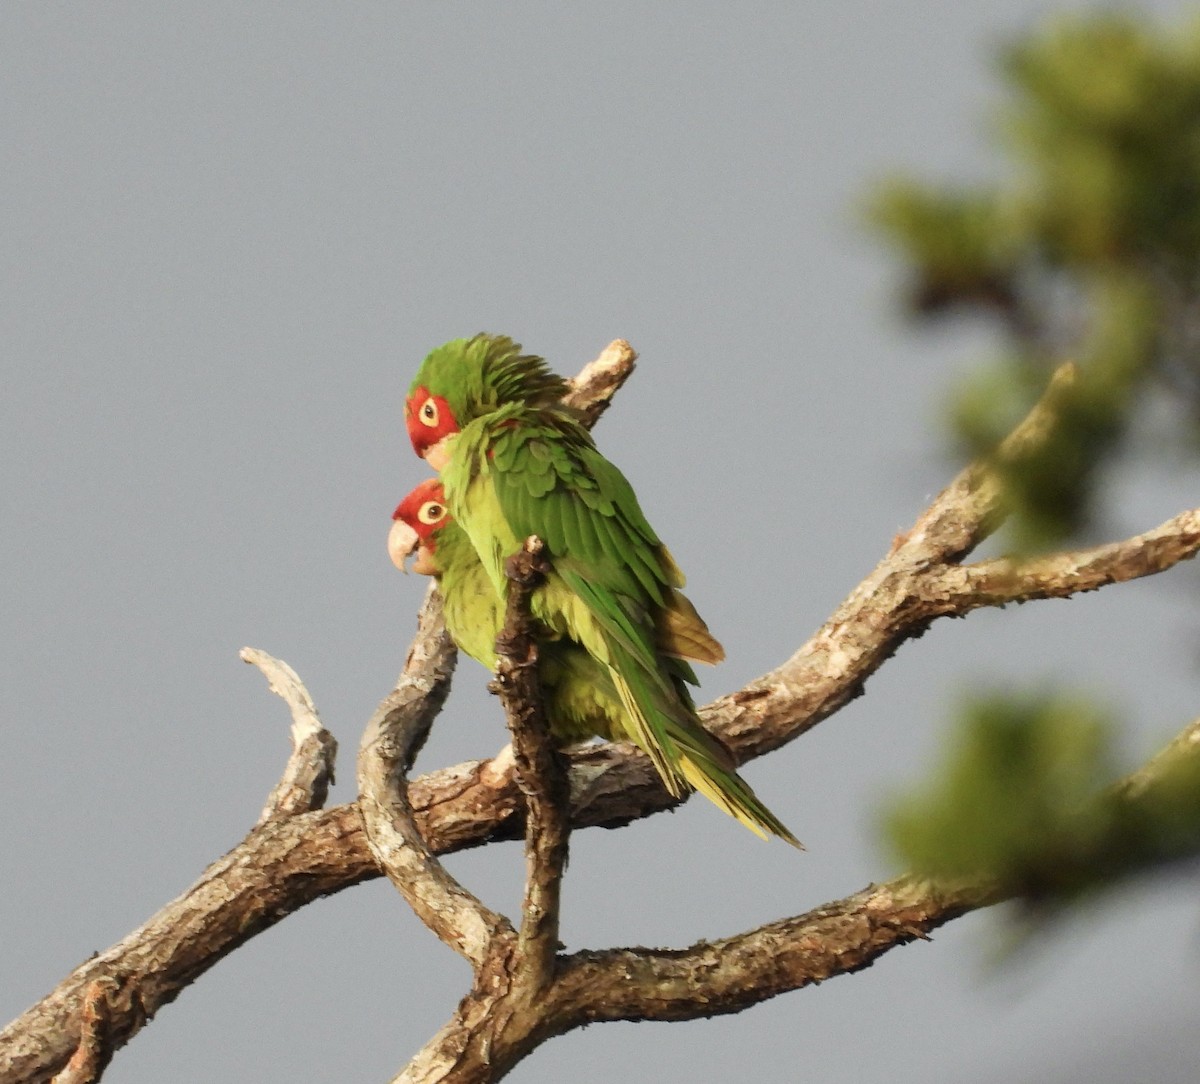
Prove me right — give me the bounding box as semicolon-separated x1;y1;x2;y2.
5;355;1199;1084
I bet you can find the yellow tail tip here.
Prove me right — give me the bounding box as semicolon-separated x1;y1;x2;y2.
679;760;803;848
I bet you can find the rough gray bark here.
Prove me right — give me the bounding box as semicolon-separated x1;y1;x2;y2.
3;354;1199;1084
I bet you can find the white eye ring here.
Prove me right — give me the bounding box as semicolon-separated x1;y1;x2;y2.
418;501;445;525
419;399;439;428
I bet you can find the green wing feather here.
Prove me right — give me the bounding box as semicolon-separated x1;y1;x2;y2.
440;404;798;846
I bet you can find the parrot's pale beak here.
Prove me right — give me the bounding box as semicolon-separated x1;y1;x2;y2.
388;519;420;573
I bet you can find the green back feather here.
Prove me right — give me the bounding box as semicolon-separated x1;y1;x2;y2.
438;403;801;844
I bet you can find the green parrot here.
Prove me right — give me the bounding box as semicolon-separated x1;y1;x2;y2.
389;478;799;843
401;334;798;845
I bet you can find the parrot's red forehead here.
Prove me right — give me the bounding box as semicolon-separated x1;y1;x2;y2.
393;477;446;524
405;387;459;458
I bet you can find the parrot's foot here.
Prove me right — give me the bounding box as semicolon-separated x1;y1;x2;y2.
480;742;516;788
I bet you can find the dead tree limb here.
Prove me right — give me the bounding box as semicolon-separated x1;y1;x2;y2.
242;646;339;822
492;537;567;990
357;586;513;965
4;358;1199;1084
390;537;568;1083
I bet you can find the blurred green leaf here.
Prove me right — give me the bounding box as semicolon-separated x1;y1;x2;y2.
886;692;1200;907
886;692;1117;896
870;13;1200;546
866;181;1020;314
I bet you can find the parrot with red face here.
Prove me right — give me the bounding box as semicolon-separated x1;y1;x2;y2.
389;476;799;843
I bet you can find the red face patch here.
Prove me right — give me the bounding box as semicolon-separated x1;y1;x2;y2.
405;387;459;459
392;478;451;546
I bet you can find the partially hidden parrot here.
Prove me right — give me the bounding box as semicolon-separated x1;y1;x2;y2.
389;478;798;843
400;335;799;845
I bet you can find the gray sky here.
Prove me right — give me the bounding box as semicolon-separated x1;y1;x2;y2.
4;4;1200;1082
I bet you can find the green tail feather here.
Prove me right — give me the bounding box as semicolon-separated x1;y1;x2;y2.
673;729;803;847
607;643;802;847
542;635;800;845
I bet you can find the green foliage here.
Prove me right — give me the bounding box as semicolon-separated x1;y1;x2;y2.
873;13;1200;920
886;693;1115;895
867;182;1022;313
1002;18;1200;268
886;692;1200;906
869;13;1200;546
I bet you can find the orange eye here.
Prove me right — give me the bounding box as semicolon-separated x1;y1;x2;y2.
418;501;446;525
419;399;439;428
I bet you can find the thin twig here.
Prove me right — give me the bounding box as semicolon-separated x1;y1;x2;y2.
563;339;637;427
491;536;568;989
932;508;1200;609
242;647;339;822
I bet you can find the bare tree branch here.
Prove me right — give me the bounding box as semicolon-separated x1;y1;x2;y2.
491;537;568;991
392;708;1200;1080
242;646;339;822
387;875;997;1083
6;357;1199;1084
0;807;375;1084
563;339;637;427
357;585;514;967
552;874;998;1027
549;710;1200;1033
398;708;1200;1077
48;979;118;1084
698;364;1198;764
931;508;1200;610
